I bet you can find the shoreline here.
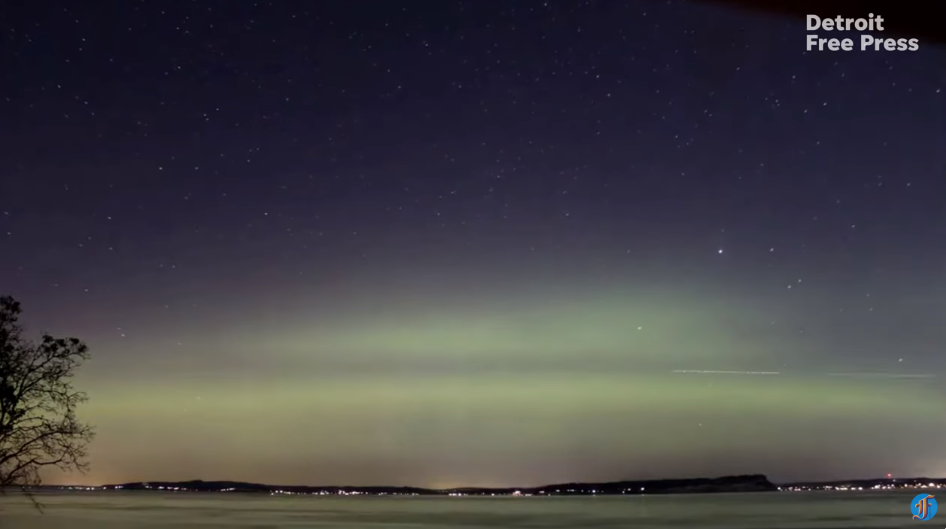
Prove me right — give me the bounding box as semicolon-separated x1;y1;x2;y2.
20;475;946;497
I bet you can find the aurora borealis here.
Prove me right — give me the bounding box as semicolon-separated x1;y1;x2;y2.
2;1;945;487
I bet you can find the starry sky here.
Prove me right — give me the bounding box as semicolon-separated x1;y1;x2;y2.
2;0;945;488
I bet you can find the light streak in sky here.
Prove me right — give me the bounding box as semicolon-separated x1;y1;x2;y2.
672;370;936;378
825;373;936;379
672;370;781;375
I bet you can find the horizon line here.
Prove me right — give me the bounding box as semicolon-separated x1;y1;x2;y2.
31;474;946;491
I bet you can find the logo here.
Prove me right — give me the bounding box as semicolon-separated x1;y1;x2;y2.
805;14;920;52
911;493;937;521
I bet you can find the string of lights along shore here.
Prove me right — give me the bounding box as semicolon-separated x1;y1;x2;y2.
2;0;945;489
806;13;920;51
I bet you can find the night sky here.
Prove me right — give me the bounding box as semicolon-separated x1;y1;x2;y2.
2;1;945;488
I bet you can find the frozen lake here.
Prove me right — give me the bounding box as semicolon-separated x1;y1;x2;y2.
0;491;926;528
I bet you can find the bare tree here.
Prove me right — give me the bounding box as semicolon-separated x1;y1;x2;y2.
0;296;94;504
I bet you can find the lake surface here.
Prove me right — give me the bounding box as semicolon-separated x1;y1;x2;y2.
0;491;932;528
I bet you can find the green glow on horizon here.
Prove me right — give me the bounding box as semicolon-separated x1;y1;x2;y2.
42;276;946;487
70;372;940;487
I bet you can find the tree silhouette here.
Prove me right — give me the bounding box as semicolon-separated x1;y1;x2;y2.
0;296;94;505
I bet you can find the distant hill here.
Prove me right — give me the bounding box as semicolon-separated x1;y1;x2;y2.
781;476;946;491
81;474;777;495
